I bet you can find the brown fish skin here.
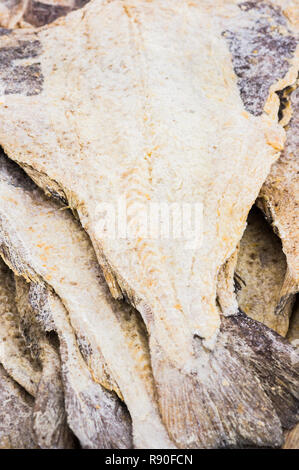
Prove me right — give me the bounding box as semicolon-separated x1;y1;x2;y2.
14;275;77;449
0;363;37;448
0;0;298;447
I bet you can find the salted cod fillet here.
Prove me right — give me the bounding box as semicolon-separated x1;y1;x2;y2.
0;0;89;29
0;152;173;449
0;0;298;447
235;207;295;336
0;363;37;448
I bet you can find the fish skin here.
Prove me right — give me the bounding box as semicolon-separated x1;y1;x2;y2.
287;300;299;348
0;0;90;29
0;0;298;447
0;363;37;448
223;0;298;117
14;275;77;449
0;153;173;449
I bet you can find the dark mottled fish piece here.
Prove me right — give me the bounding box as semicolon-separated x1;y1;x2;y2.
223;1;298;116
235;207;295;336
14;275;76;449
258;84;299;296
0;363;37;448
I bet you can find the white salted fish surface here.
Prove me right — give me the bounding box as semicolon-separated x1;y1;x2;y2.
0;0;298;447
0;153;173;449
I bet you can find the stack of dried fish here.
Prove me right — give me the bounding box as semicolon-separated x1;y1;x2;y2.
0;0;298;449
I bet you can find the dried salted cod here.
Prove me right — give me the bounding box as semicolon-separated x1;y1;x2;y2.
0;0;89;29
0;257;41;395
0;363;37;448
0;153;173;449
235;208;295;336
14;275;76;449
0;0;298;448
258;85;299;302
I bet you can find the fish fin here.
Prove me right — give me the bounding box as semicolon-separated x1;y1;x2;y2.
225;311;299;430
150;311;299;448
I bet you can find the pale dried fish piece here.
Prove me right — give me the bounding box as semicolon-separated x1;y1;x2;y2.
18;276;133;450
34;284;132;449
0;154;172;449
258;85;299;295
0;363;37;448
235;208;295;336
14;275;76;449
0;256;41;395
0;0;298;447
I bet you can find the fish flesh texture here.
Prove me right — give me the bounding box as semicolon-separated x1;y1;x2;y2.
0;152;173;449
0;0;298;447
